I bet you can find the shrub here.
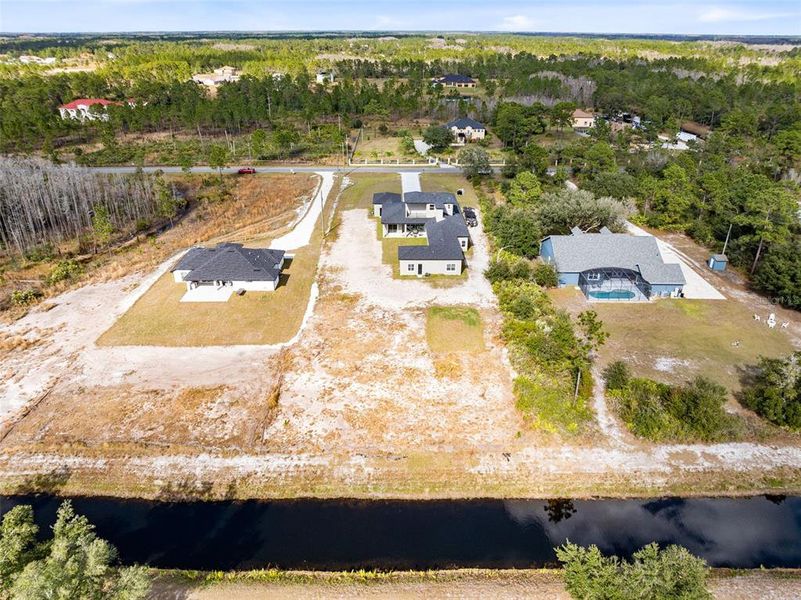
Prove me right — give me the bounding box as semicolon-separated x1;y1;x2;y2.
557;542;712;600
602;360;630;391
23;243;55;263
532;262;558;287
485;205;542;258
485;253;535;283
741;352;801;430
11;289;42;306
47;260;81;285
610;375;739;442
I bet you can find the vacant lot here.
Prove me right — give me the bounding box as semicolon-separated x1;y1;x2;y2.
420;173;478;205
552;288;796;393
426;306;485;353
352;135;419;162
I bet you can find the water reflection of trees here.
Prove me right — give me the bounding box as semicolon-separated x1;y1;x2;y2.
545;499;576;523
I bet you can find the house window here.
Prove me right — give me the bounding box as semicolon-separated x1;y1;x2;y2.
460;239;467;249
447;264;456;272
586;272;601;281
428;204;435;210
407;264;415;272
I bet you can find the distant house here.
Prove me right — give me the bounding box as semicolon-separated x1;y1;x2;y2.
540;227;685;301
316;70;335;84
432;74;476;88
192;66;240;86
171;242;286;302
446;117;486;143
58;98;131;121
571;109;596;131
680;121;711;139
373;191;470;276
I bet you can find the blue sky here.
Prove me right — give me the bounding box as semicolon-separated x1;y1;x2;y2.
1;1;800;35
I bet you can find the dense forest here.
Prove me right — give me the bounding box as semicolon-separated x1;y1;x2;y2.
0;33;799;309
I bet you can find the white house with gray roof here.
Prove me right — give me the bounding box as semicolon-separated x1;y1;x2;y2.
373;191;470;276
171;242;286;302
540;227;685;301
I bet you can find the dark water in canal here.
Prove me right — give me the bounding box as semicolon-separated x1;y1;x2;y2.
1;495;800;570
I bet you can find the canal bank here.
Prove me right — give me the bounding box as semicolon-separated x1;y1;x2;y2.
2;495;801;571
149;568;801;600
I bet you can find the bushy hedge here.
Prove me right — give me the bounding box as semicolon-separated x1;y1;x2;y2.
604;363;739;442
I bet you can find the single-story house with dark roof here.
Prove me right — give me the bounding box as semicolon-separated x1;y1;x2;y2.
372;191;471;276
446;117;486;143
540;227;685;301
171;242;286;302
431;74;476;88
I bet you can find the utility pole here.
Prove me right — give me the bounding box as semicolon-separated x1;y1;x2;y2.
722;223;733;255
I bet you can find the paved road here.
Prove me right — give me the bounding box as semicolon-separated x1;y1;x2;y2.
90;164;457;175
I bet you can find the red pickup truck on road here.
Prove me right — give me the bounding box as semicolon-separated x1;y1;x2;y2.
237;167;256;175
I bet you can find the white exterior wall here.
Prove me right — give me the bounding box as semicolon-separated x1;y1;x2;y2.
186;278;278;292
572;116;595;129
451;126;485;141
457;236;469;250
173;269;190;283
373;205;382;218
399;259;463;276
236;278;279;292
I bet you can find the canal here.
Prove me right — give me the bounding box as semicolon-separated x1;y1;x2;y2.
1;495;800;571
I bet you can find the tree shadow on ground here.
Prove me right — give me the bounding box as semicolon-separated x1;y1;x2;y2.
13;466;72;495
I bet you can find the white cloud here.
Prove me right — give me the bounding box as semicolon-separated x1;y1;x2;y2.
498;14;537;31
698;6;793;23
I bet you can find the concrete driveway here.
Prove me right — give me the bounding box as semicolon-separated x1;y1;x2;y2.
626;222;726;300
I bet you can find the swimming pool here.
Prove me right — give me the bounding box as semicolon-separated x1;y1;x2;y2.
587;289;636;300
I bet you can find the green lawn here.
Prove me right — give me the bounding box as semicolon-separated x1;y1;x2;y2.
426;306;485;353
338;172;401;211
550;288;796;393
420;173;479;207
377;220;427;278
97;242;319;346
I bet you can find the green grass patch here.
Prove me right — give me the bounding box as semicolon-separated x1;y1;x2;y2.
426;306;485;353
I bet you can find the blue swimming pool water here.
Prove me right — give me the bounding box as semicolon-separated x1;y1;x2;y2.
588;289;636;300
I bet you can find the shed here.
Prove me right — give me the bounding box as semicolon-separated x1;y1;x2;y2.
708;254;728;271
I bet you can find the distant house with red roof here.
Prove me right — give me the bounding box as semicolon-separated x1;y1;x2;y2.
58;98;135;121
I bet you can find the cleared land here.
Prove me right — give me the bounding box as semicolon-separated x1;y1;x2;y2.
2;172;801;502
426;306;485;353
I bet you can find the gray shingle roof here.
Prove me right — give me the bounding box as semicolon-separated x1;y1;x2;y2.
544;232;685;285
402;191;457;209
380;202;430;225
446;117;485;130
174;243;285;282
372;192;402;205
398;215;469;261
435;74;474;84
172;247;216;272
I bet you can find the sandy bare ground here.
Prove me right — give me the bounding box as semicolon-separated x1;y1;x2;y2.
1;179;801;499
